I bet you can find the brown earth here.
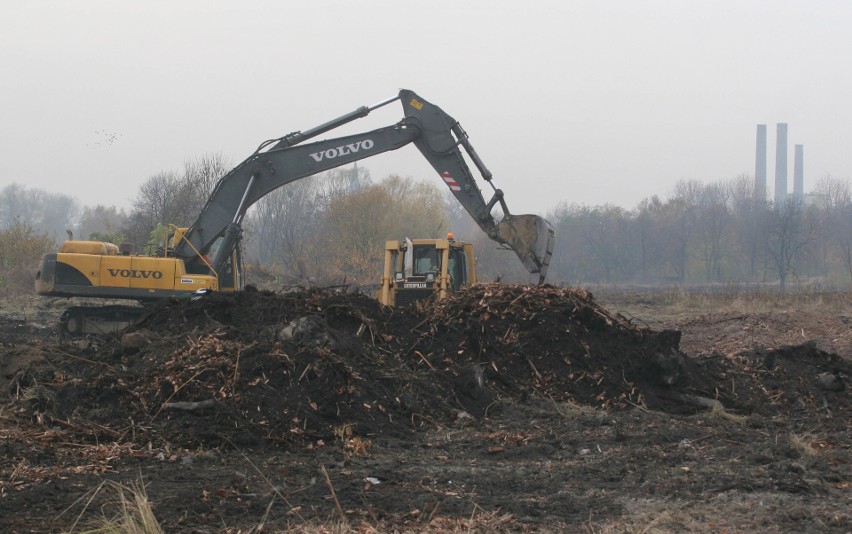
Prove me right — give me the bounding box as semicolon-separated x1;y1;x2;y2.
0;285;849;533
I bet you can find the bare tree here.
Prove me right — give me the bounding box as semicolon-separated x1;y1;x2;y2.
836;204;852;282
123;153;231;249
242;165;372;281
318;176;448;285
813;174;852;282
0;222;55;296
813;174;851;210
763;197;818;291
697;181;730;281
0;184;80;241
0;184;27;228
248;177;320;280
75;204;128;243
633;195;665;281
124;171;183;247
181;152;231;216
313;165;371;213
575;205;633;283
728;174;765;281
655;180;702;283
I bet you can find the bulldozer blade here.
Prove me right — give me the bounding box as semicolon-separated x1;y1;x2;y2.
495;214;555;284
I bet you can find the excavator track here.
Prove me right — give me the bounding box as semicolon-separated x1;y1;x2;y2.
60;305;145;339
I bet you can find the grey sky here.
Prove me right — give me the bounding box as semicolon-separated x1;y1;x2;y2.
1;0;850;215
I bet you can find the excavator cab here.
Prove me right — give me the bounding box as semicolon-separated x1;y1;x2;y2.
377;235;477;307
166;227;241;290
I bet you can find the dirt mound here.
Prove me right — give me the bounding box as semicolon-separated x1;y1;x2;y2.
700;342;849;422
5;284;850;451
2;287;850;532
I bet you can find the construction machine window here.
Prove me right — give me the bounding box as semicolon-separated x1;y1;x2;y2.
219;252;237;290
448;248;467;291
413;245;439;274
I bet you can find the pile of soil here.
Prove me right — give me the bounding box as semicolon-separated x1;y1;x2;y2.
6;284;848;450
2;285;849;532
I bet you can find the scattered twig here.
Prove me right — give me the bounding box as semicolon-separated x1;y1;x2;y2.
526;357;542;380
53;417;121;438
161;399;217;412
623;398;649;413
219;434;304;521
320;463;347;524
414;350;436;370
45;347;116;372
150;369;206;422
233;346;242;387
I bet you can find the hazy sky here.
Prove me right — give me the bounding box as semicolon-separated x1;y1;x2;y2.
1;0;850;216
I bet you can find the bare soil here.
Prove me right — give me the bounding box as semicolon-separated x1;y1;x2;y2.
1;286;849;533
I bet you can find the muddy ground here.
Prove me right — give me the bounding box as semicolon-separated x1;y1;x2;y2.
1;285;849;533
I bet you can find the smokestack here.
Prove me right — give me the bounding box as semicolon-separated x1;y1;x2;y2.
774;123;788;206
794;144;804;202
755;124;767;202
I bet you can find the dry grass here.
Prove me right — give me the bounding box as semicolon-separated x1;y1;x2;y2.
65;478;162;534
687;288;846;315
586;509;704;534
596;285;852;317
266;514;519;533
789;433;821;460
551;398;607;421
65;498;520;534
236;517;518;533
705;403;748;425
586;492;849;534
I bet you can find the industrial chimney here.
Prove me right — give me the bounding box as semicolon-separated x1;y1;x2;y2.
774;123;788;206
794;144;804;202
755;124;767;202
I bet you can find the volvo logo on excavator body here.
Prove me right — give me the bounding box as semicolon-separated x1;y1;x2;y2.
309;139;374;162
107;268;163;280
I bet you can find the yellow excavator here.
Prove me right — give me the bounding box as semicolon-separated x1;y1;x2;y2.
36;89;555;335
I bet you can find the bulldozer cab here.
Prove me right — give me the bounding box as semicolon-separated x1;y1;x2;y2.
377;236;477;307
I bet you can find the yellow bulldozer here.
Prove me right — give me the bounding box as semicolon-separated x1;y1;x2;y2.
377;235;476;307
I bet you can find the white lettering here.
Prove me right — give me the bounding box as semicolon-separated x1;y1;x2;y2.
309;140;374;163
107;268;163;280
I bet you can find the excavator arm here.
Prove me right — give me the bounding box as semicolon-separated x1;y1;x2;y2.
399;90;554;281
173;89;554;283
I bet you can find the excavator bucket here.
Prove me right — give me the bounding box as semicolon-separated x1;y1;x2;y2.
495;214;555;284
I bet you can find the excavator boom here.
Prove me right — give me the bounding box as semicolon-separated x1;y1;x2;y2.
173;89;554;281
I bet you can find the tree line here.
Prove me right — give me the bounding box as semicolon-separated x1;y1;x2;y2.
2;156;851;295
546;175;852;289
